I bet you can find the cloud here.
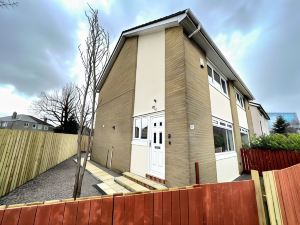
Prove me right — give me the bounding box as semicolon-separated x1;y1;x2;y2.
0;0;78;96
0;85;37;117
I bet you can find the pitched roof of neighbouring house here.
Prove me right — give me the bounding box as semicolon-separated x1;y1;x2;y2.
0;114;54;127
249;102;270;120
96;9;254;100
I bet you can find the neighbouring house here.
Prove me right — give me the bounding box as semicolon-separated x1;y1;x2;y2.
249;102;270;137
0;112;54;132
268;112;300;133
92;9;256;187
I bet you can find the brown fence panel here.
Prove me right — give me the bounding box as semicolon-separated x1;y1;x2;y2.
241;148;300;174
0;180;260;225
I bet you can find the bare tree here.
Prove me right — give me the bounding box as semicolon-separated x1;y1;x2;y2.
73;5;109;198
0;0;18;8
32;83;80;132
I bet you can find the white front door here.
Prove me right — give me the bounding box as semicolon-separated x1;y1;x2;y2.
149;116;165;179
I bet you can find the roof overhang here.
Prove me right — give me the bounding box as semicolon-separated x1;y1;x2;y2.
249;102;270;120
96;9;254;100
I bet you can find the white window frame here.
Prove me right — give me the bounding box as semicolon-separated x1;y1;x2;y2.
240;127;250;146
132;116;149;146
207;61;228;97
2;122;8;127
212;117;235;154
37;124;43;130
24;122;29;127
235;90;245;109
32;124;36;129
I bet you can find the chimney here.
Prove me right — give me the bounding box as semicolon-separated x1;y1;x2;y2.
12;112;17;119
44;117;47;123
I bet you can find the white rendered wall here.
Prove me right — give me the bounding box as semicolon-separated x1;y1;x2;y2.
237;105;249;129
216;152;240;182
250;106;270;136
133;30;165;116
130;143;149;177
209;85;233;123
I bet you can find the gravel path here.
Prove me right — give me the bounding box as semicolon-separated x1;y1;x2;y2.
0;157;101;206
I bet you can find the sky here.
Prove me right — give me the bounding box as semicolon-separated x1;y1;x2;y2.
0;0;300;118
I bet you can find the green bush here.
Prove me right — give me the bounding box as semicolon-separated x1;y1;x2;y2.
249;134;300;151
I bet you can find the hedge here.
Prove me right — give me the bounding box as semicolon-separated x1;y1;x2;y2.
249;133;300;151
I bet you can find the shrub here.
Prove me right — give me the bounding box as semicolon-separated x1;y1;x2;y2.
249;134;300;151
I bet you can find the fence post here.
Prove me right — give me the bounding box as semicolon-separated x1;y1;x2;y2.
195;162;200;184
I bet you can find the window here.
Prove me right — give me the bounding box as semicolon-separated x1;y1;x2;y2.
32;124;36;129
212;118;235;153
37;124;43;130
133;116;148;140
44;126;48;131
207;65;213;84
240;128;249;147
141;118;148;139
207;63;228;96
2;122;8;127
24;123;29;127
236;91;245;109
134;118;141;138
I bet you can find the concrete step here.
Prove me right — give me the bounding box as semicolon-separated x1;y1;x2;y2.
114;176;149;192
96;180;130;195
123;172;167;190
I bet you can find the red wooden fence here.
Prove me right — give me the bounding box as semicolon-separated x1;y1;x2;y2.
241;148;300;174
272;163;300;224
0;181;259;225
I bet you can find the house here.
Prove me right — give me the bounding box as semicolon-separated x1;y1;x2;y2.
92;9;256;187
0;112;54;132
268;112;300;133
249;102;270;137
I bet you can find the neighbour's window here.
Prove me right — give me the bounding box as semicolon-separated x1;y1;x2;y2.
44;126;48;131
236;92;245;109
207;63;228;96
24;123;29;127
32;124;36;129
133;116;148;140
240;128;249;147
37;124;43;130
212;118;235;153
141;117;148;139
2;122;8;127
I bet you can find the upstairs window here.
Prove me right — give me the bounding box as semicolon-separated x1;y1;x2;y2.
207;63;228;96
236;92;245;109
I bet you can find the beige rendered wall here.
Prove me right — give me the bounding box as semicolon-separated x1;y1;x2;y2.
134;30;165;116
250;105;270;136
130;31;165;177
237;105;249;129
92;37;138;172
165;26;190;187
184;36;217;184
209;85;233;123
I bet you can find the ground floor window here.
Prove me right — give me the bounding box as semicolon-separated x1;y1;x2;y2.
240;127;250;147
133;116;148;140
212;118;235;153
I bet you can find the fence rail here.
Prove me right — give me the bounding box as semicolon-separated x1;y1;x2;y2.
241;148;300;174
0;129;87;197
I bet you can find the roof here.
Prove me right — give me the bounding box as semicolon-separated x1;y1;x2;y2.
0;114;54;127
249;102;270;120
96;9;254;100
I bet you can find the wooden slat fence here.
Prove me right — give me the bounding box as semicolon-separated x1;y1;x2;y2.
262;163;300;225
0;180;260;225
241;148;300;174
0;129;87;197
